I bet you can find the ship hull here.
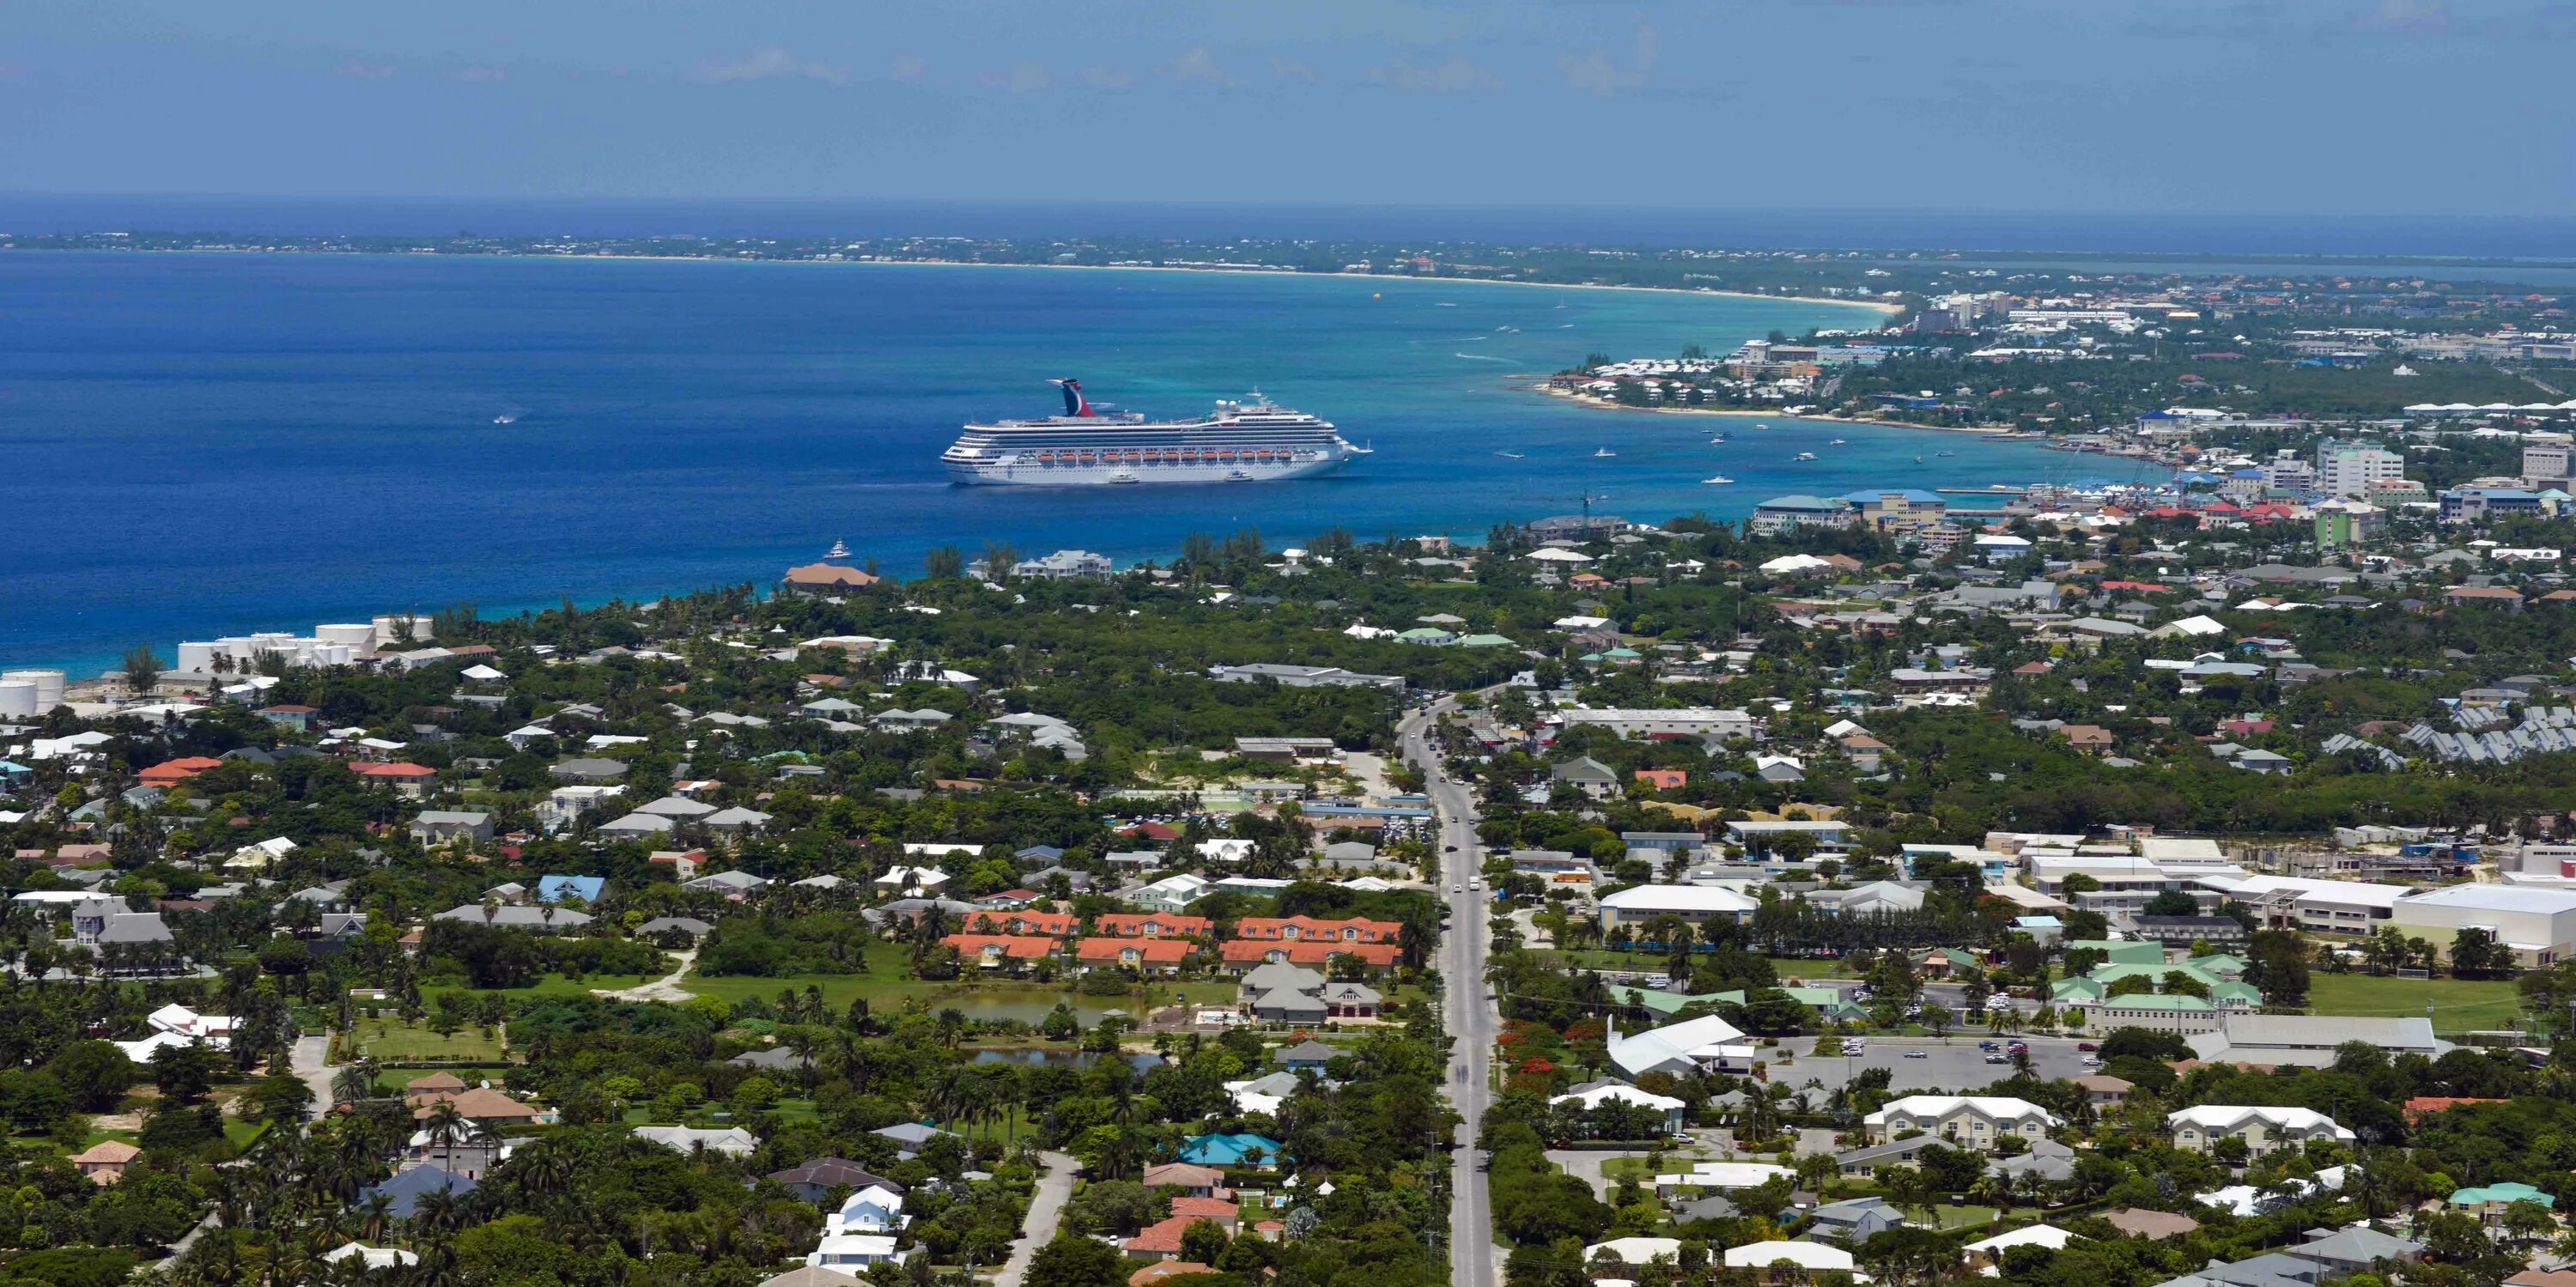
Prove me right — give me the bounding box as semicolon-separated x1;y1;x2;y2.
945;450;1353;486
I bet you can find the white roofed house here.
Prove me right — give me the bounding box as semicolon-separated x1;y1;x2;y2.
1551;1080;1686;1136
2166;1106;2353;1156
872;865;951;897
1607;1014;1755;1078
1864;1095;2058;1148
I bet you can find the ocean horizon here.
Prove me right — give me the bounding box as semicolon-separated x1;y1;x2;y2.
0;250;2154;676
9;193;2576;262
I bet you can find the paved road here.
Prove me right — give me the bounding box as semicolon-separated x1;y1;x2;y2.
993;1150;1077;1287
1402;698;1498;1287
290;1032;337;1116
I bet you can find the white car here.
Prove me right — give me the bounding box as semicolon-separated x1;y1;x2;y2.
1451;884;1462;893
1904;1050;1929;1059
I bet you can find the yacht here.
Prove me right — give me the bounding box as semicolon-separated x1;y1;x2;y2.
1701;475;1735;484
1594;448;1617;458
1793;452;1818;462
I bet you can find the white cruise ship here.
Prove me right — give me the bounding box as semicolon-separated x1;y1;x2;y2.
941;380;1364;486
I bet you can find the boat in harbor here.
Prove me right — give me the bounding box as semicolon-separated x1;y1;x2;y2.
1793;452;1817;461
942;379;1364;486
1701;475;1734;484
1496;451;1525;458
1936;449;1955;457
824;539;850;560
1828;438;1846;446
1594;448;1617;458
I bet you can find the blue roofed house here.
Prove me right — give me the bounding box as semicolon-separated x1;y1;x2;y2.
1178;1132;1283;1169
536;874;605;904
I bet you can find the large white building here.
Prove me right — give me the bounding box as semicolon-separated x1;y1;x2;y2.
1596;884;1758;932
2389;883;2576;966
1554;707;1761;743
2209;874;2409;937
2317;441;2406;499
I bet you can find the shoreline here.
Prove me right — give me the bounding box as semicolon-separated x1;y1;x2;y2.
84;242;1907;316
1534;383;2022;436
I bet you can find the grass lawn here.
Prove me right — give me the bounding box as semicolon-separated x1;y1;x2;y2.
350;1017;510;1063
420;971;659;1008
2307;971;2523;1034
1530;949;1859;982
371;1065;518;1095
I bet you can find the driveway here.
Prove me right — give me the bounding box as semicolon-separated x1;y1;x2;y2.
1546;1146;1713;1200
592;949;697;1003
993;1150;1076;1287
291;1033;337;1119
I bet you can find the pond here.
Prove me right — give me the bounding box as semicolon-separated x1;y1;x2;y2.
969;1049;1168;1072
921;992;1131;1026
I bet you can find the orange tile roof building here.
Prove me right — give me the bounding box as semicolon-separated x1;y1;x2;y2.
1094;914;1212;938
1218;939;1400;971
1231;915;1401;944
964;910;1081;938
944;934;1060;965
139;756;223;786
1077;938;1196;970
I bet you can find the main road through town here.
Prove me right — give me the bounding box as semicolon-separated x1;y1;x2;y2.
1401;695;1499;1287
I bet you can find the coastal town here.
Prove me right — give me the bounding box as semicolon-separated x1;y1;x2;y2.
15;387;2576;1287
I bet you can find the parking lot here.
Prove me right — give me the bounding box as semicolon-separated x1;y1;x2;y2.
1764;1036;2099;1095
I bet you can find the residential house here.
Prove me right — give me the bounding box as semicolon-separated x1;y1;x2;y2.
1864;1095;2057;1147
2167;1106;2354;1156
410;810;492;846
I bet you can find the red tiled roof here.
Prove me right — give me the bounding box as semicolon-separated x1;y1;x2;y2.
963;910;1079;938
139;756;223;784
1077;937;1194;964
1632;769;1687;789
943;934;1060;961
1232;915;1401;944
1218;939;1400;967
1095;914;1211;938
353;762;437;779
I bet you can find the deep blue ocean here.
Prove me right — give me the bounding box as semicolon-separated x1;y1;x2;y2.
0;250;2154;675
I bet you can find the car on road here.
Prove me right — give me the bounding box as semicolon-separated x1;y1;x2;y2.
2081;1055;2101;1067
1905;1049;1929;1059
1444;844;1458;852
1978;1040;1999;1052
1451;884;1462;893
1984;1053;2008;1065
2076;1041;2099;1052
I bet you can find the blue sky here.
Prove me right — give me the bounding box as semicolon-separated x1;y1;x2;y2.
5;0;2573;214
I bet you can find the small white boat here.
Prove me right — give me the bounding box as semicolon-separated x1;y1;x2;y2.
1701;475;1735;484
825;539;850;559
1107;470;1141;485
1829;438;1847;446
1793;452;1817;462
1914;456;1925;464
1936;450;1956;458
493;415;517;425
1224;470;1254;482
1495;451;1525;459
1594;448;1617;458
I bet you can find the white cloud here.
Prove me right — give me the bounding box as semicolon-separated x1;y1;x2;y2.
1270;58;1315;82
890;54;927;81
690;46;848;87
1169;46;1242;87
447;64;506;84
333;58;396;82
1083;66;1135;88
1367;57;1499;94
982;62;1051;94
1560;27;1657;97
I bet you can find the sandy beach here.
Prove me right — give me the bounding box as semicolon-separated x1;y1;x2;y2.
541;249;1910;315
1535;383;2021;435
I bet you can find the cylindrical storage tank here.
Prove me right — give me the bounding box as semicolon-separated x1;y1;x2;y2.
3;669;65;710
216;637;254;660
0;681;34;718
177;642;217;673
374;614;429;644
316;644;353;666
316;623;376;651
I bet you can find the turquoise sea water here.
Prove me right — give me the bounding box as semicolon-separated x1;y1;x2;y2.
0;252;2149;673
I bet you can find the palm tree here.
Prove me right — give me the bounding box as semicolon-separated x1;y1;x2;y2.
355;1193;395;1243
